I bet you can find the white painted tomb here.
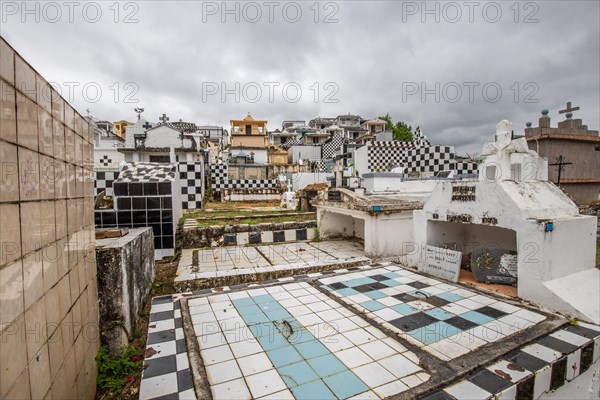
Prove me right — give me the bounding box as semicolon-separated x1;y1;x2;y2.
412;120;599;323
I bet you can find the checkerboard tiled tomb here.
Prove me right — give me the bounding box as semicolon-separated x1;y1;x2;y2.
95;181;176;252
211;163;279;193
139;262;598;400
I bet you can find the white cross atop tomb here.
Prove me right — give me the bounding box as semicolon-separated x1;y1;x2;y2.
479;120;548;182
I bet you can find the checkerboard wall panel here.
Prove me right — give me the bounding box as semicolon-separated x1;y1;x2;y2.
95;170;119;196
404;145;455;174
280;138;303;149
367;141;415;172
178;162;204;210
210;163;279;193
453;161;479;176
318;133;345;171
117;162;176;182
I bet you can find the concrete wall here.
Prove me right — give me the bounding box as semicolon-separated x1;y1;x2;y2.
221;188;282;202
425;221;517;253
290;172;332;191
317;206;415;258
287;145;322;163
563;182;600;204
354;145;368;176
93;147;124;170
144;126;192;149
96;228;154;355
230;135;267;148
0;38;99;399
531;140;600;203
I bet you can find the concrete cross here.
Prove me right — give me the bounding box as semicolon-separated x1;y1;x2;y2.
159;113;170;124
559;101;580;115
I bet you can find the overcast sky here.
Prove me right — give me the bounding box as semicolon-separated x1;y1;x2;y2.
2;0;598;154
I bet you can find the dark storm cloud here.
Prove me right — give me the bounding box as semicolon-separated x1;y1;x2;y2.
1;0;598;153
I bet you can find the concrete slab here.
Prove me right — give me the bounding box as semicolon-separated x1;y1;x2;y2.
175;241;369;291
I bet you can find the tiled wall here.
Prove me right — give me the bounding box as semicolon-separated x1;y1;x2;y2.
211;163;279;193
95;181;176;255
0;38;99;399
94;169;119;197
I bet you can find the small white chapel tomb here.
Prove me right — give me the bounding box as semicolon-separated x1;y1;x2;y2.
412;120;599;323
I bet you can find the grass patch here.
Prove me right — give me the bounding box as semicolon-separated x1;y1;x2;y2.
596;239;600;268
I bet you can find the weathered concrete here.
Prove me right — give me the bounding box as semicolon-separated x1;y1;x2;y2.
221;187;284;202
96;227;155;354
181;220;317;248
174;258;369;292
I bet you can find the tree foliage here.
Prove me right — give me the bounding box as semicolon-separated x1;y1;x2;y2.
378;113;413;142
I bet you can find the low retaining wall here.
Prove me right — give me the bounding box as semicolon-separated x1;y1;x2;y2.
174;257;368;292
181;220;317;248
96;227;155;354
220;187;284;202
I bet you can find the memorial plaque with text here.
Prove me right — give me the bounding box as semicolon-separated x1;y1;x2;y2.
328;190;342;202
420;245;462;283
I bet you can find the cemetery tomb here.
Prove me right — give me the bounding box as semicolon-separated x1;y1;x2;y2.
139;262;581;400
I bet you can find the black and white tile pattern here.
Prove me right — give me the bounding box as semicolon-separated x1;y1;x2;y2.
141;267;366;399
140;265;600;400
118;162;176;183
367;140;479;176
210;163;278;193
318;133;345;171
94;170;119;196
367;141;421;172
426;323;600;400
140;296;195;399
178;162;204;210
99;154;113;167
404;145;454;174
280;138;304;150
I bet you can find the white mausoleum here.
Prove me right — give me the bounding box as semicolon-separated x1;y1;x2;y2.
412;120;599;323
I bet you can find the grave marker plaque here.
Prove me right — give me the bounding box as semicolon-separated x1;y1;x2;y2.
471;249;518;285
420;245;462;282
328;190;342;202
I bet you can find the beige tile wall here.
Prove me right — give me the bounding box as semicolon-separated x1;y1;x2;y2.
0;37;99;400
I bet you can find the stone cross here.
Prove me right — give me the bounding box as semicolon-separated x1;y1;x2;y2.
159;113;170;124
559;101;580;118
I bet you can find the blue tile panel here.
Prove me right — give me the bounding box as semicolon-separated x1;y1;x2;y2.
231;293;370;399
